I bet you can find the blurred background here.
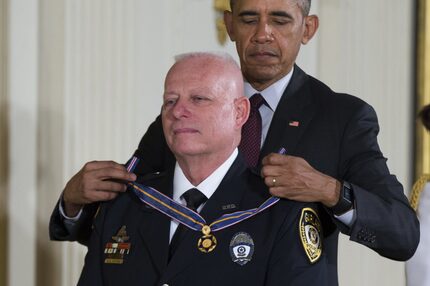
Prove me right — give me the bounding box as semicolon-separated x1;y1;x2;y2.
0;0;428;285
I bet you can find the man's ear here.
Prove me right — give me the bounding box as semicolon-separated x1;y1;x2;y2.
234;96;250;128
301;15;319;45
224;10;236;41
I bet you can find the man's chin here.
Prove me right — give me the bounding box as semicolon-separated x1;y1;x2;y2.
244;67;284;87
171;146;204;158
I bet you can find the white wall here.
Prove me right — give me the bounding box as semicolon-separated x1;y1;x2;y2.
0;0;8;285
3;1;414;285
7;0;38;285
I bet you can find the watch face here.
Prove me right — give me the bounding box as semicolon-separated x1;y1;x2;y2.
343;182;353;203
331;182;353;215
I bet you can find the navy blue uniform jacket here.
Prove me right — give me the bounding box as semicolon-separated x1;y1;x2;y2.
77;157;329;286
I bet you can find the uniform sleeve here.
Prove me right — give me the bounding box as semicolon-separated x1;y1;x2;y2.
338;103;419;260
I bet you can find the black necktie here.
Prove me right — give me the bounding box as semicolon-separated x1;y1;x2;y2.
239;93;265;167
169;188;207;259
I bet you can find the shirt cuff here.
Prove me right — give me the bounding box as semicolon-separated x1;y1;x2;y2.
58;193;83;222
334;208;356;226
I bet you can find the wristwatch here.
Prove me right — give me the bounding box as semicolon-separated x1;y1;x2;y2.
330;181;354;216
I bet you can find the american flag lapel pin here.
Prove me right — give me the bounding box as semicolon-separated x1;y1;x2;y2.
289;120;300;127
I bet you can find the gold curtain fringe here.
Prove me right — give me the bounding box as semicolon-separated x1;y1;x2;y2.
410;174;430;211
214;0;231;45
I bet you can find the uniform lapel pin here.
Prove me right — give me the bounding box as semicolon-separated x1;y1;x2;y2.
222;204;236;210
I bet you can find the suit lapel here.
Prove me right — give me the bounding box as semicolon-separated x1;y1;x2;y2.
162;157;250;281
260;65;317;160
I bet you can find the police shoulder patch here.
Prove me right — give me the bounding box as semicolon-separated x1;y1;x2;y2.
299;207;322;264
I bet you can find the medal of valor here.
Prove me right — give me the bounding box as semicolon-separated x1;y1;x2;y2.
130;181;280;255
197;225;217;253
126;149;286;255
126;151;286;255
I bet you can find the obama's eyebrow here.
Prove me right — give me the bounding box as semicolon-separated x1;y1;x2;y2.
238;10;294;20
269;11;294;20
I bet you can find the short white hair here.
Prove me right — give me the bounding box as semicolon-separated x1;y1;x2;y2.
174;51;240;70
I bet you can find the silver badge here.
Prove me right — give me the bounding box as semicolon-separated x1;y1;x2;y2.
229;232;254;266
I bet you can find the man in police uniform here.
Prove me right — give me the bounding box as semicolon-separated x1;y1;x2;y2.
51;1;419;285
77;52;328;285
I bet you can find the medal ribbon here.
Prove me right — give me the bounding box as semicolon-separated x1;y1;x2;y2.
125;147;286;234
129;181;279;233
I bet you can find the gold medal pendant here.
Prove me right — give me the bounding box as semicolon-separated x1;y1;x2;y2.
198;225;217;253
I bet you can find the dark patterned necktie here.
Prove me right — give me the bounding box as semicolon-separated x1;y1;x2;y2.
169;188;207;259
239;93;265;167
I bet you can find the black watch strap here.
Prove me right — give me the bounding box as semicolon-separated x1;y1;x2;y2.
331;181;354;216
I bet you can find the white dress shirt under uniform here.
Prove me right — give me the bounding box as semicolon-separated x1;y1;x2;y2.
169;149;238;242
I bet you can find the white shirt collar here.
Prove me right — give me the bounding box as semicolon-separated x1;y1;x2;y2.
244;67;294;111
173;148;238;204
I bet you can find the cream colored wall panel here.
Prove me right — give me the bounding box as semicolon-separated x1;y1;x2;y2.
61;1;150;284
37;1;66;285
296;1;320;76
0;0;8;285
7;0;38;285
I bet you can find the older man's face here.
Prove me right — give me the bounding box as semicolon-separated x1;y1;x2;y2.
161;59;242;161
225;0;316;90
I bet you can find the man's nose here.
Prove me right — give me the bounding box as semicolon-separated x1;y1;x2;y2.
171;100;190;119
252;21;274;43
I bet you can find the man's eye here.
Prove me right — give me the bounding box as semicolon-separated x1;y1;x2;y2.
273;20;287;25
241;17;258;24
163;99;176;107
192;96;206;102
272;17;289;25
191;96;212;104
